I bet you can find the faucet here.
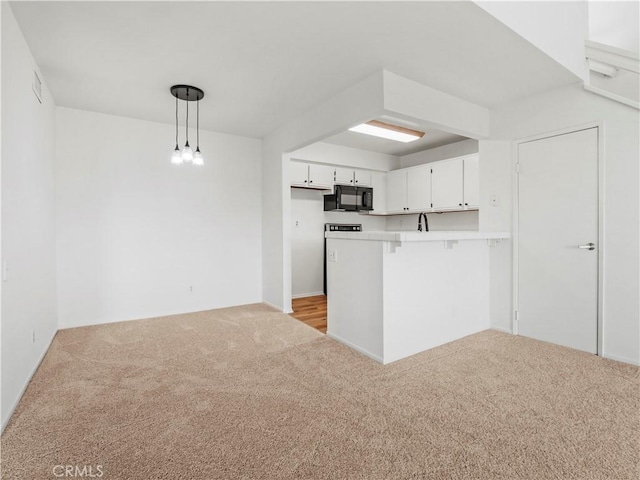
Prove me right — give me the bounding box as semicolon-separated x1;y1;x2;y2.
417;212;429;232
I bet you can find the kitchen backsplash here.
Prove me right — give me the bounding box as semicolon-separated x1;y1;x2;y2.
385;211;479;231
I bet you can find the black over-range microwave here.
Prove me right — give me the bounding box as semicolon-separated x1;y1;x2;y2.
324;185;373;212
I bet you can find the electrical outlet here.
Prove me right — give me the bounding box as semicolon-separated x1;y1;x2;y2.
328;250;338;263
2;261;7;282
190;286;193;293
295;220;300;228
490;194;499;207
31;329;36;344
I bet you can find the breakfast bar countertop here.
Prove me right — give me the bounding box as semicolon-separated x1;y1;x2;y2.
324;230;511;242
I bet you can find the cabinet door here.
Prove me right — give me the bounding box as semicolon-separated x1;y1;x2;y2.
386;169;407;213
290;161;309;187
354;169;372;187
463;155;479;209
334;167;354;185
406;164;432;212
308;164;334;189
431;158;463;210
370;171;386;214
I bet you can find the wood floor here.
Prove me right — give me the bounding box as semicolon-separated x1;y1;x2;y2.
290;295;327;333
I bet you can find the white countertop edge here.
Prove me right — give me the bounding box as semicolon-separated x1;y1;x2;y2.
325;231;511;242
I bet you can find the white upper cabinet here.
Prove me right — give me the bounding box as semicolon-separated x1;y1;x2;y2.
354;169;372;187
386;165;431;213
307;164;335;189
290;161;310;187
334;167;355;185
431;158;464;211
406;165;431;211
386;169;408;213
463;154;479;209
334;168;372;187
385;153;480;214
291;161;333;190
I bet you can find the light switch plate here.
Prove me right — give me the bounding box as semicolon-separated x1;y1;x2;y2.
328;250;337;263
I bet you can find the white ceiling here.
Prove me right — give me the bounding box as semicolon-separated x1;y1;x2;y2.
10;1;579;139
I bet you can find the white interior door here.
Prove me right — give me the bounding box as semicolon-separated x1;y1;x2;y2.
517;127;599;354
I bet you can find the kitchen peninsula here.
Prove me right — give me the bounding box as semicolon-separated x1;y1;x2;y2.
325;230;510;364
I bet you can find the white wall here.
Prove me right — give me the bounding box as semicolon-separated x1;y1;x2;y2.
478;141;513;334
400;139;478;168
55;108;262;328
291;141;400;172
1;3;58;429
482;83;640;364
475;1;588;81
588;1;639;53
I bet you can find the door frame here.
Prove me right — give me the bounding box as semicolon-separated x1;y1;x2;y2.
512;121;605;356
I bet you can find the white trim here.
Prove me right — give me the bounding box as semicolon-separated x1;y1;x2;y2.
490;326;513;335
583;84;640;110
585;40;640;61
326;332;384;364
1;329;57;434
511;140;519;336
262;300;288;313
596;123;605;360
585;40;640;74
291;292;325;299
513;122;604;357
602;353;640;367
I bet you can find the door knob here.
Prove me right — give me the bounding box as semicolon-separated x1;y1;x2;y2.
578;243;595;251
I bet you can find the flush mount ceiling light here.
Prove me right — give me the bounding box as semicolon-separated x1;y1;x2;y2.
170;84;205;166
349;120;425;143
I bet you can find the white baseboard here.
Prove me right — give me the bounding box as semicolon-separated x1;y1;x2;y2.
602;352;640;366
262;300;289;313
291;292;325;299
490;326;513;334
1;328;58;434
326;331;383;364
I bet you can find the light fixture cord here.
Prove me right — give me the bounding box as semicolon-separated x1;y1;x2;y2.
175;94;179;146
185;88;189;144
197;98;200;149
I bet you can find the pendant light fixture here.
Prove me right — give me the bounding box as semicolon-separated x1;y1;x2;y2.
170;85;205;166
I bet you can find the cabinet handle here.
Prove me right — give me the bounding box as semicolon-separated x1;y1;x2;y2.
355;180;359;183
350;179;353;183
464;203;468;206
459;203;462;207
304;180;307;183
309;180;313;183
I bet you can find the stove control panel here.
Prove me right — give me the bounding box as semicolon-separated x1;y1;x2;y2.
326;224;362;232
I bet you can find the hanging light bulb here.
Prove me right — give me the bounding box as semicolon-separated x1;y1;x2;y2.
193;147;204;166
170;84;205;166
181;141;194;162
171;145;183;165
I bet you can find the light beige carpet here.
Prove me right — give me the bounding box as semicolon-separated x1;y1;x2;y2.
2;304;638;479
